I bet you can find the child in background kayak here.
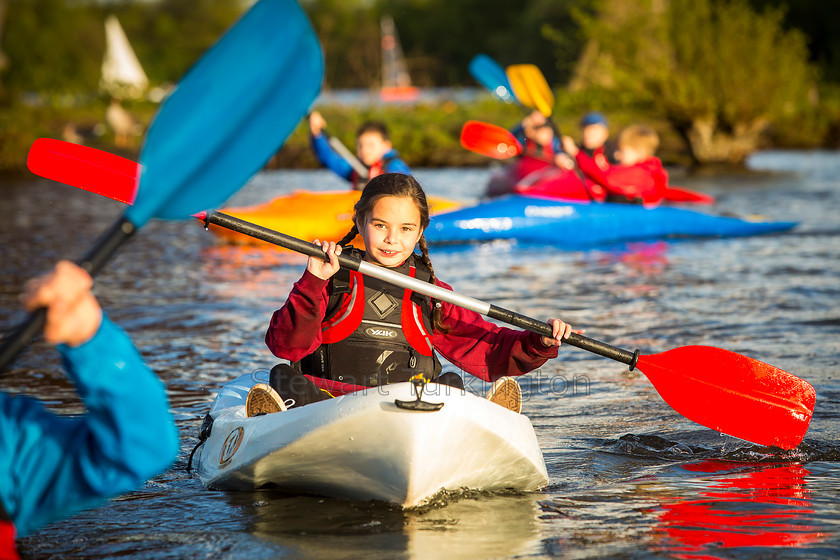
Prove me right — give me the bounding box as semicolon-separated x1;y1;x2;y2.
1;261;178;559
247;173;572;416
578;111;615;165
562;124;669;206
511;109;575;171
309;111;412;190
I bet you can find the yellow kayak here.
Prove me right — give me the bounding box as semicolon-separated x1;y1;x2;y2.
209;190;461;247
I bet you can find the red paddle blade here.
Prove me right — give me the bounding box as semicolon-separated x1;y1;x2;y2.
27;139;140;204
460;120;523;160
664;186;716;205
637;346;815;450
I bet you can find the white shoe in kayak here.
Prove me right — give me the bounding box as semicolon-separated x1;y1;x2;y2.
486;376;522;414
246;383;288;417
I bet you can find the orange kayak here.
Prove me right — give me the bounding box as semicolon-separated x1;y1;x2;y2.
209;190;461;247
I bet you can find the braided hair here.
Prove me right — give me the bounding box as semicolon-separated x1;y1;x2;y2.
337;173;450;334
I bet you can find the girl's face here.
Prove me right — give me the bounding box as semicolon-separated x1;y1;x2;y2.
357;195;423;267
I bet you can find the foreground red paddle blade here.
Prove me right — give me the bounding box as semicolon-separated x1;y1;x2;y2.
637;346;815;449
27;138;139;204
460;120;523;159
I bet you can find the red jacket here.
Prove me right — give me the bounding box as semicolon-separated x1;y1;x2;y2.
266;270;558;383
575;151;668;205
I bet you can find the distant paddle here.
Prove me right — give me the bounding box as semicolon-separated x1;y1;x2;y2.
0;0;323;371
460;120;523;159
506;64;555;117
25;141;815;449
468;54;516;103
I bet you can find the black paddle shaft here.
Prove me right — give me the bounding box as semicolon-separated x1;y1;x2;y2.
0;216;136;372
201;211;640;369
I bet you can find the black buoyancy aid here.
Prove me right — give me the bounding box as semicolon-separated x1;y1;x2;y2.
0;500;19;560
294;250;441;387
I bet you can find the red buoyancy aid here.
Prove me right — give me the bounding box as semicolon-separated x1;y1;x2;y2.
523;138;555;160
350;154;397;190
293;252;441;388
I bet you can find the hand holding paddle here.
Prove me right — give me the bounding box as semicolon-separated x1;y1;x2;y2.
309;111;369;179
23;140;816;450
0;0;324;371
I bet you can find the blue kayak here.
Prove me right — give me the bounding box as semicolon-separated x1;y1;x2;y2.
424;196;797;248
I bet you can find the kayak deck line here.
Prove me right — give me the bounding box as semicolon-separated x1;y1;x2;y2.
195;374;549;508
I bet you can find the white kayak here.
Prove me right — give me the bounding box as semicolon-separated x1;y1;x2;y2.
194;373;549;508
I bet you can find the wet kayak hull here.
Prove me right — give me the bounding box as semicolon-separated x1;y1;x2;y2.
194;374;548;508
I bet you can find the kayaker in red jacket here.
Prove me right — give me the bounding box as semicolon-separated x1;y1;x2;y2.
563;124;669;206
511;110;575;170
578;111;615;169
248;173;573;417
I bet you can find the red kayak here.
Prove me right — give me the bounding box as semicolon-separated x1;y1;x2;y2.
486;156;716;205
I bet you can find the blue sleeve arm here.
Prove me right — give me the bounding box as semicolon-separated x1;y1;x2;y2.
383;151;411;175
310;133;353;181
0;315;178;536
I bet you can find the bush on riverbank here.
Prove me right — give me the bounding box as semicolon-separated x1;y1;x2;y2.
2;87;839;177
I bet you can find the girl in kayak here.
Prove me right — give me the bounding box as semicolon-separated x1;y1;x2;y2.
1;261;178;559
562;124;669;206
309;111;411;190
248;173;573;416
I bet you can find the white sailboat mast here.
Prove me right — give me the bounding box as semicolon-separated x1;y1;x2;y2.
100;15;148;100
380;15;412;89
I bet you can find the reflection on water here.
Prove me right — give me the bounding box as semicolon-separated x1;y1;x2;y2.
3;151;840;558
247;492;543;559
653;461;825;558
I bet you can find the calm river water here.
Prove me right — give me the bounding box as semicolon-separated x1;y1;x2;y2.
1;150;839;559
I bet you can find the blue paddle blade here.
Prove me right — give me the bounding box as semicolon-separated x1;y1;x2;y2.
127;0;323;226
469;54;515;103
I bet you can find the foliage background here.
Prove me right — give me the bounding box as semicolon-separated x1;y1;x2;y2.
1;0;838;174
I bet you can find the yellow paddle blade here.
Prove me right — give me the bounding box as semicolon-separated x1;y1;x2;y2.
506;64;554;117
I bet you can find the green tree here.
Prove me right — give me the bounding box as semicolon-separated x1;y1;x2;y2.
1;0;246;99
566;0;815;164
3;0;103;96
302;0;380;89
